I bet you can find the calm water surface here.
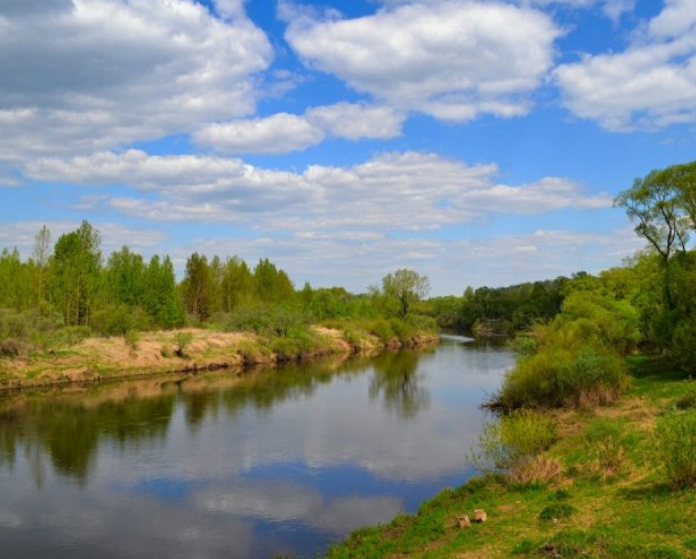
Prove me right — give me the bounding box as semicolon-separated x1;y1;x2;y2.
0;336;513;558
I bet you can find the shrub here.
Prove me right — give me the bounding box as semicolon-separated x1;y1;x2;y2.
584;418;625;471
499;345;629;409
173;331;194;358
124;329;140;350
91;304;152;336
470;410;557;480
0;338;32;358
656;411;696;489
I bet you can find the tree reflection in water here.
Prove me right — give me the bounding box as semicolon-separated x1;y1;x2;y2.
368;350;430;419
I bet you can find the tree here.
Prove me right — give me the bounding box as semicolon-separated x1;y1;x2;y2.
181;252;214;321
50;221;101;326
219;256;253;312
33;225;51;306
615;162;695;309
380;269;430;319
253;258;295;303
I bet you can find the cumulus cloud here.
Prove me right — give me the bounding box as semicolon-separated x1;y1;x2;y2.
194;103;403;154
0;0;272;161
194;113;324;154
25;150;611;231
283;1;561;121
555;0;696;130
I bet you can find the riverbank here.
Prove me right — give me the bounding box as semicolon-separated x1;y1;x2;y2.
0;325;438;391
326;357;696;558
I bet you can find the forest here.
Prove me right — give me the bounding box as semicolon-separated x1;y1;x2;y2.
0;220;435;360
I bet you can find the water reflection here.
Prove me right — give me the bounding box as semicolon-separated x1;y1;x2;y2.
369;350;430;419
0;341;514;558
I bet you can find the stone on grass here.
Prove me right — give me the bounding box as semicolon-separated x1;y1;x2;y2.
473;509;488;523
457;514;471;528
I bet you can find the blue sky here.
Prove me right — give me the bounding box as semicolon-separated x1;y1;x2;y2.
1;0;695;295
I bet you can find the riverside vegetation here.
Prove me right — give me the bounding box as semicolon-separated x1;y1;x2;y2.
0;223;436;388
327;160;696;557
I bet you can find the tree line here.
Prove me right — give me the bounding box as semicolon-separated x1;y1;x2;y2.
0;221;435;355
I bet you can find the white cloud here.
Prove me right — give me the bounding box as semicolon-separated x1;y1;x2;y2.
194;103;403;154
555;0;696;130
0;0;272;161
283;1;560;121
648;0;696;39
373;0;635;20
305;103;403;140
25;150;612;248
194;113;324;154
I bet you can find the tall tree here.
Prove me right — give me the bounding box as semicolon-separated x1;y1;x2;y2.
181;252;214;321
33;225;51;307
379;269;430;319
220;256;253;311
253;258;295;303
50;221;101;326
616;163;693;309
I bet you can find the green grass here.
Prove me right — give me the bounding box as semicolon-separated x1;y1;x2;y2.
325;357;696;558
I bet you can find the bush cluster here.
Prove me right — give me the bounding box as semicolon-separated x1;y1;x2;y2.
500;345;628;409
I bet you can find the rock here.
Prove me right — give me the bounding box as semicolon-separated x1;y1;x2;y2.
473;509;488;523
456;515;471;528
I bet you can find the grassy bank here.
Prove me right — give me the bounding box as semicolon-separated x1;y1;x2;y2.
0;319;438;391
326;357;696;558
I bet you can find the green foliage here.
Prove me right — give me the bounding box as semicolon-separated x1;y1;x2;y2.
174;331;194;358
50;220;102;326
500;344;628;408
124;329;140;350
470;410;556;475
376;269;430;319
584;418;625;470
91;303;153;336
656;411;696;489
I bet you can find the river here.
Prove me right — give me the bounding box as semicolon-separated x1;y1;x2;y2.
0;335;513;558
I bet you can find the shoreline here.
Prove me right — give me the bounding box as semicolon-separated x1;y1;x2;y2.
0;326;439;392
325;356;696;558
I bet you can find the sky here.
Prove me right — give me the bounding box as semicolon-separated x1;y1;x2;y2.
1;0;695;295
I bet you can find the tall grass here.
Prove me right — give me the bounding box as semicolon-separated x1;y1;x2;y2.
656;411;696;489
470;409;557;479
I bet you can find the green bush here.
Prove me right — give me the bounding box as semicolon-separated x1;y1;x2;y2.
124;329;140;350
174;331;194;358
500;345;629;409
656;411;696;489
91;304;152;336
470;410;556;475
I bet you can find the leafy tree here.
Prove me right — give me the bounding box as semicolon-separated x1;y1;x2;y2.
50;221;101;326
253;258;295;304
33;225;51;306
104;246;146;307
181;252;214;321
219;256;253;311
379;269;430;319
143;255;184;328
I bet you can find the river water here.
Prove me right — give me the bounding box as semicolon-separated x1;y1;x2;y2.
0;335;513;558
